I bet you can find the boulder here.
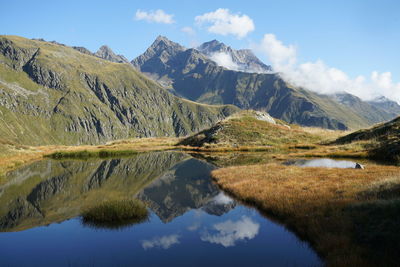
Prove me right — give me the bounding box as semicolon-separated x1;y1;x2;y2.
355;163;364;169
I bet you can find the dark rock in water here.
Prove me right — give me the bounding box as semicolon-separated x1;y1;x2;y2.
355;163;364;169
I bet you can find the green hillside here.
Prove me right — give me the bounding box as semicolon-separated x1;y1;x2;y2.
0;35;238;145
179;110;321;148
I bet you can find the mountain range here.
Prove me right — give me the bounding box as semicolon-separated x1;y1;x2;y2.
132;36;400;130
1;34;399;147
0;35;237;145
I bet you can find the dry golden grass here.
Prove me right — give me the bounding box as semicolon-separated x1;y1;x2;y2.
212;163;400;266
301;126;349;142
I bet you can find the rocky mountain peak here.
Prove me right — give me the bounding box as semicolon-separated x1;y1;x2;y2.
150;35;186;52
131;36;186;69
95;45;129;63
198;39;227;53
197;40;271;73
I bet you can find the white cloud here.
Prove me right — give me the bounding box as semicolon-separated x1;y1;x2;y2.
195;9;254;39
208;52;270;73
135;9;175;24
256;33;400;103
181;26;196;36
141;234;180;250
200;216;259;247
212;192;234;205
187;221;201;231
209;52;241;71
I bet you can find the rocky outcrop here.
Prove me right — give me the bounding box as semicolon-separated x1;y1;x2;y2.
72;46;94;56
0;37;39;70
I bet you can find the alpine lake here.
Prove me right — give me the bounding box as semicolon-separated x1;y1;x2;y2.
0;151;393;266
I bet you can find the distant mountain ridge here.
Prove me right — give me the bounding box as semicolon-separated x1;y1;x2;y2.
331;93;400;124
33;38;129;63
367;96;400;118
132;36;399;130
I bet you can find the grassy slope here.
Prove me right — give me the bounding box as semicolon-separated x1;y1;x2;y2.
335;116;400;163
0;35;238;145
178;111;334;150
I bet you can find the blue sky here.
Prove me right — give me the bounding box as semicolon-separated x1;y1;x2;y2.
2;0;400;101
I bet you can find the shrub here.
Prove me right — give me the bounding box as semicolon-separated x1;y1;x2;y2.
81;199;149;229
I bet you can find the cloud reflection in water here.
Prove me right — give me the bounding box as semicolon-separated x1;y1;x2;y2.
200;216;260;247
142;234;180;250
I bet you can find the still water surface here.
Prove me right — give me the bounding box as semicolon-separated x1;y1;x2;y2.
284;158;358;168
0;152;321;266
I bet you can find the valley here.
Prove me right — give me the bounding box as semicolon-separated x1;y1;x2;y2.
0;32;399;267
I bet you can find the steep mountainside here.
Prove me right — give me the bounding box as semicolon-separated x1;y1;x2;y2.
0;35;238;145
197;40;271;73
132;36;397;130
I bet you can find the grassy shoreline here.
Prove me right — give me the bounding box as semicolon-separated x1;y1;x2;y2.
0;137;179;182
211;163;400;266
0;135;383;183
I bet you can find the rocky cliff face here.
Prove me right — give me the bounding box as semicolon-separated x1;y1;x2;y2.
0;35;238;145
132;36;399;130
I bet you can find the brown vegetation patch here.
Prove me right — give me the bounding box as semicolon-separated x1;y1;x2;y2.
212;163;400;266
